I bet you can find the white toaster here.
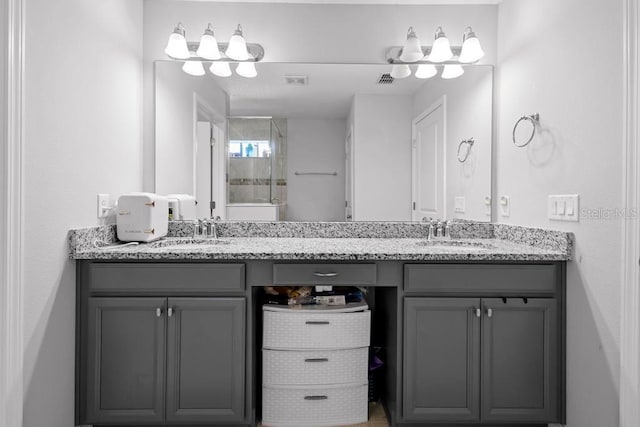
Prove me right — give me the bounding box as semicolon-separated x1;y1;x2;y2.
116;193;168;242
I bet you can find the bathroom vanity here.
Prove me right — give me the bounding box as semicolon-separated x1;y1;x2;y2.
70;222;571;427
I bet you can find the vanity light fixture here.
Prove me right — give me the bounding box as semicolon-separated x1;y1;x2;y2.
428;27;453;63
225;25;250;61
399;27;424;62
164;23;190;59
385;26;484;80
441;64;464;79
210;61;232;77
459;27;485;63
415;63;437;79
390;64;412;79
164;22;264;78
182;59;206;76
196;24;221;60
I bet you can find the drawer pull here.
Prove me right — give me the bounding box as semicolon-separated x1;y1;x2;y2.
304;395;328;400
305;321;330;325
312;272;338;277
304;358;329;363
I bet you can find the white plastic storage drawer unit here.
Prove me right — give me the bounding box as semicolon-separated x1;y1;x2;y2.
262;303;370;427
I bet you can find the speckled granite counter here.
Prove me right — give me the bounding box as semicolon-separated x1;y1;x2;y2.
68;221;573;261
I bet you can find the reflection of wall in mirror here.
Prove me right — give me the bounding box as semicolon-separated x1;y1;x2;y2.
413;67;492;221
155;62;229;198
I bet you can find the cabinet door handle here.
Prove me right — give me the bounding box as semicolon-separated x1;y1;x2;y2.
312;272;338;277
486;308;493;318
304;358;329;363
304;395;328;400
475;308;481;318
156;308;163;317
305;320;330;325
168;307;173;317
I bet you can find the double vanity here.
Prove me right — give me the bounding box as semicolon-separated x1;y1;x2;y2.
69;221;572;427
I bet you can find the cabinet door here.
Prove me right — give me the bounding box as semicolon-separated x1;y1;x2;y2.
86;297;166;424
403;298;481;421
482;298;558;422
166;298;245;423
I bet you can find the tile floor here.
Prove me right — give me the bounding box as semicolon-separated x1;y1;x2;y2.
259;401;389;427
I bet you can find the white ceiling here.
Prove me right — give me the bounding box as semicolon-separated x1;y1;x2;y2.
179;0;501;4
202;62;431;118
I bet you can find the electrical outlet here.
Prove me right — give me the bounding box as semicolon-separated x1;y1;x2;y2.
484;196;491;216
454;197;466;213
500;195;510;217
97;194;111;218
548;194;579;222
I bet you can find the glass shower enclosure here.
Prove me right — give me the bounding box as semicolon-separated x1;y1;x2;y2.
226;117;287;221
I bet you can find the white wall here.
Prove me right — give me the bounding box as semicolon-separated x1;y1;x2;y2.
142;0;498;192
353;94;413;221
496;1;623;426
22;1;144;426
413;66;493;221
287;119;347;221
155;61;228;195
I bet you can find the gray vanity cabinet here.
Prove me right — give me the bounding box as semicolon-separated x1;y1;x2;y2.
77;262;247;426
165;298;245;423
86;297;166;424
402;263;564;425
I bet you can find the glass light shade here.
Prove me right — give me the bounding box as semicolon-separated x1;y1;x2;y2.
236;61;257;78
429;27;453;63
399;27;423;62
182;60;205;76
225;25;250;60
415;64;437;79
209;61;232;77
459;35;485;63
196;25;221;60
441;64;464;79
390;64;411;79
164;27;190;59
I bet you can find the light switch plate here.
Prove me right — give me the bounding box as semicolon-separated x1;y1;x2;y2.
548;194;579;222
499;195;510;217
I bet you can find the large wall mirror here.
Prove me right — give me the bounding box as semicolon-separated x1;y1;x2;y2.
155;61;493;222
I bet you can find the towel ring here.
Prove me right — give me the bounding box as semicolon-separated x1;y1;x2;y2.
457;138;475;162
512;113;539;147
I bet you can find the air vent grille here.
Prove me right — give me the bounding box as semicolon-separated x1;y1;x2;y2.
284;75;308;85
377;73;394;84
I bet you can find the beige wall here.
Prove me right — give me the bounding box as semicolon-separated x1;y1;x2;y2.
22;0;144;426
496;1;624;426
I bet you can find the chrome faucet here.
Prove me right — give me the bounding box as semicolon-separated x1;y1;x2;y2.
423;218;450;240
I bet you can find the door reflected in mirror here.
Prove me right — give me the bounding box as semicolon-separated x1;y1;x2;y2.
155;61;493;222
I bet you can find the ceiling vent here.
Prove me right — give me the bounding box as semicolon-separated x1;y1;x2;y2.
377;73;394;85
284;75;308;85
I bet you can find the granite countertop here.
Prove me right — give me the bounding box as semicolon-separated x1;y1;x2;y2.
68;222;573;262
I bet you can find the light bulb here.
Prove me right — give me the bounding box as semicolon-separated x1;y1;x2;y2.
399;27;424;62
196;24;221;60
236;61;257;78
390;64;411;79
182;60;205;76
225;24;250;61
164;23;190;59
210;61;232;77
459;27;485;63
441;64;464;79
428;27;453;63
415;64;437;79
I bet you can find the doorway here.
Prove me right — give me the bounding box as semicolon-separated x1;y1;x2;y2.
412;97;446;222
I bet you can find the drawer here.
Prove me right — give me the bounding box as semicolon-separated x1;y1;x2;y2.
262;384;368;427
262;348;368;386
88;263;245;293
272;263;376;285
404;263;559;295
263;310;370;350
